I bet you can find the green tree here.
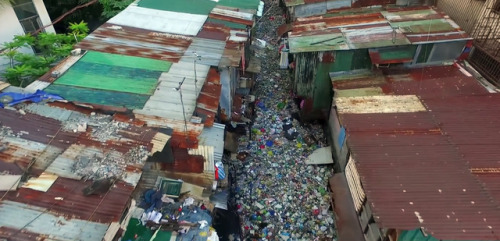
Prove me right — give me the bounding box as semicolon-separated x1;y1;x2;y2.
0;22;89;87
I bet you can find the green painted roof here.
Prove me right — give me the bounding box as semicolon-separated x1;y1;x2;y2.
137;0;260;15
52;51;169;95
82;51;171;72
207;18;248;29
45;51;173;109
45;85;150;109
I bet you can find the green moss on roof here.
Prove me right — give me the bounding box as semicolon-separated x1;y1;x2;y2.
207;18;247;29
137;0;260;15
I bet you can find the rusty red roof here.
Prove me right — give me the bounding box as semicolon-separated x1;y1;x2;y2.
0;178;134;223
76;23;192;62
195;67;222;127
334;65;500;240
0;104;168;235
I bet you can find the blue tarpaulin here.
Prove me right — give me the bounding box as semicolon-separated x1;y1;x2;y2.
0;90;64;108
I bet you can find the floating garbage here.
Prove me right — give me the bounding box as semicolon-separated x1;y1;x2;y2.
228;0;337;239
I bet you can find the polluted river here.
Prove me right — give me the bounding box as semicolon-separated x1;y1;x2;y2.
221;0;338;240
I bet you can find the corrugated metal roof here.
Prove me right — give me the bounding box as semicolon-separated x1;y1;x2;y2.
38;54;83;83
209;6;255;27
333;65;500;240
0;105;167;240
288;6;470;53
45;51;171;110
134;61;209;121
188;123;225;173
1;178;135;223
108;5;208;36
77;23;192;62
137;0;260;15
195;67;222;127
0;200;109;241
197;22;231;41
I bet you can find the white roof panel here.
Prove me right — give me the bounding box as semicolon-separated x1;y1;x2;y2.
108;6;208;36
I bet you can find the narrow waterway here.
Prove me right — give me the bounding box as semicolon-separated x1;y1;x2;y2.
227;1;337;240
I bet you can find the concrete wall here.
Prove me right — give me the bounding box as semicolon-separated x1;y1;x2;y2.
0;0;55;72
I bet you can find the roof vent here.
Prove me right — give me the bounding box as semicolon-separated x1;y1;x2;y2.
51;71;60;78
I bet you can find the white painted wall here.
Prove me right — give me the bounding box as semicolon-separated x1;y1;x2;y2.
0;0;55;72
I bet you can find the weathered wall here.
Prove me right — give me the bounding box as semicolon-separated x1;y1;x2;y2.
0;0;55;72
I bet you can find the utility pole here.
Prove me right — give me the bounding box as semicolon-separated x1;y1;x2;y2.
173;77;188;136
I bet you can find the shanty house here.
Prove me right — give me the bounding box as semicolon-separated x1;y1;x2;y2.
328;64;500;241
22;0;261;192
286;6;471;119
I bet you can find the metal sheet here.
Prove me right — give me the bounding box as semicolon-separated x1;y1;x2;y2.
134;61;210;121
0;175;21;191
0;200;109;241
77;24;192;62
195;67;222;127
331;65;500;240
1;178;136;224
342;23;411;49
188;123;225;173
38;54;84;83
294;1;327;18
108;6;208;36
289;33;349;53
329;175;366;241
21;172;58;192
181;38;226;66
211;6;254;21
336;95;426;114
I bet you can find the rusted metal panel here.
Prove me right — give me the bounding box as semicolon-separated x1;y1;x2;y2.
0;200;110;240
195;67;222;127
0;178;134;223
0;108;79;149
329;175;366;241
197;22;230;41
0;226;46;241
161;148;204;173
220;41;242;67
351;0;396;7
332;65;500;240
77;24;192;62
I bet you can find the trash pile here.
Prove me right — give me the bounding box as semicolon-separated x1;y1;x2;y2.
72;146;149;180
229;0;337;240
123;178;220;241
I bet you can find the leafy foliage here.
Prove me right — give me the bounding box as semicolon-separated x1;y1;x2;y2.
0;22;89;87
99;0;134;18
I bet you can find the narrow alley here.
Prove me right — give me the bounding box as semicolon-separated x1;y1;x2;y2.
227;1;337;240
